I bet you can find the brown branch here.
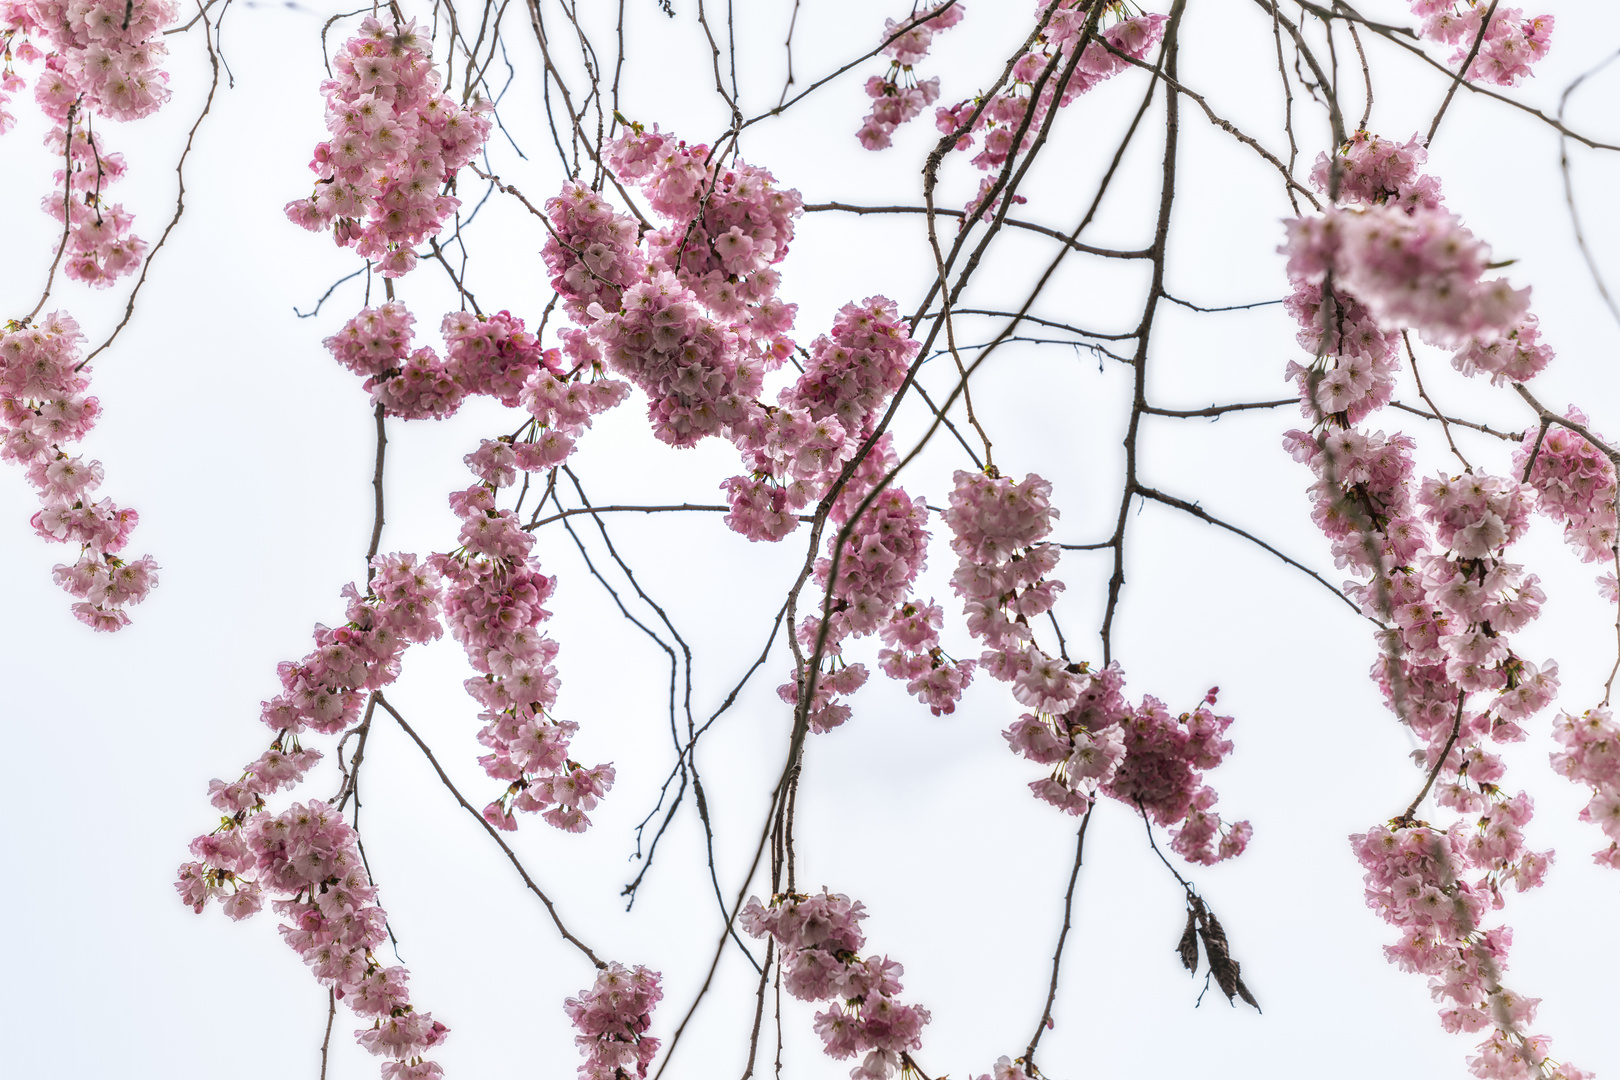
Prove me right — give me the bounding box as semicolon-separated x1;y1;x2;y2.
1404;332;1470;471
377;692;605;968
365;403;387;578
804;202;1153;260
524;502;787;531
1141;398;1296;419
1023;808;1092;1076
1425;0;1501;146
1398;692;1467;825
1387;400;1522;442
82;0;223;364
1134;485;1363;615
319;988;335;1080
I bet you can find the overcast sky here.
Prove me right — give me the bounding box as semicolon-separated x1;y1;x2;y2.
5;2;1620;1078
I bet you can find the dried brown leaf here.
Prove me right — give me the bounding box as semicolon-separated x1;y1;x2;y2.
1177;908;1199;973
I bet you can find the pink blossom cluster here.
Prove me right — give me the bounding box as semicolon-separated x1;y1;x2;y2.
778;297;919;440
942;467;1259;833
877;598;976;717
934;6;1165;219
815;443;931;638
1281;194;1573;1072
564;962;663;1080
1449;317;1554;386
1351;823;1578;1080
1282;283;1399;425
943;467;1068;694
1309;130;1443;213
607;125;801;350
539;139;961;733
180;801;449;1080
1104;690;1251;864
433;481;614;833
181;556;448;1077
542;180;648;323
516;330;633;471
1512;409;1619;571
2;0;175;122
441;309;545;406
541;169;772;450
1003;666;1251;863
325;303;561;420
41;122;146;285
326;302;463;419
741;889;930;1080
1003;661;1127;816
182;555;441;931
3;0;178;283
1;311;154;629
285;17;492;277
257;553;445;739
856;2;963;151
589;270;761;447
539;153;958;727
780;436;968;727
1285;428;1555;754
1284;204;1528;347
544;140;925;552
1550;707;1620;868
1289;129;1549;385
1409;2;1553;87
725;297;919;543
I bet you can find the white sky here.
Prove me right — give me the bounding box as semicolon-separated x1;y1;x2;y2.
5;1;1620;1078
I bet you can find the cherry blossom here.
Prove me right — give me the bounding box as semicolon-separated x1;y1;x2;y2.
284;16;492;277
1;310;154;628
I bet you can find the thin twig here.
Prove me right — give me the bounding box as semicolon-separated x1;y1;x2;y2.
378;693;605;968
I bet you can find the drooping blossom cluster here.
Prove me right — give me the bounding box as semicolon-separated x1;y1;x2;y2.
1513;410;1619;582
516;329;633;472
183;554;444;909
1279;103;1589;1073
726;296;920;542
1309;130;1443;213
1003;665;1251;863
546;130;926;545
933;4;1165;219
856;2;963;150
589;270;760;447
542;180;648;323
180;553;448;1078
3;0;178;283
1550;707;1620;868
254;553;445;738
434;475;615;833
1409;1;1553;87
182;801;450;1079
540;134;954;736
607;125;801;349
778;298;919;442
284;17;492;277
943;467;1067;691
1;311;154;628
1351;823;1577;1079
325;303;560;420
1283;204;1528;348
327;302;462;418
946;467;1251;852
780;435;969;728
741;889;930;1080
564;962;663;1080
1291;130;1550;388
